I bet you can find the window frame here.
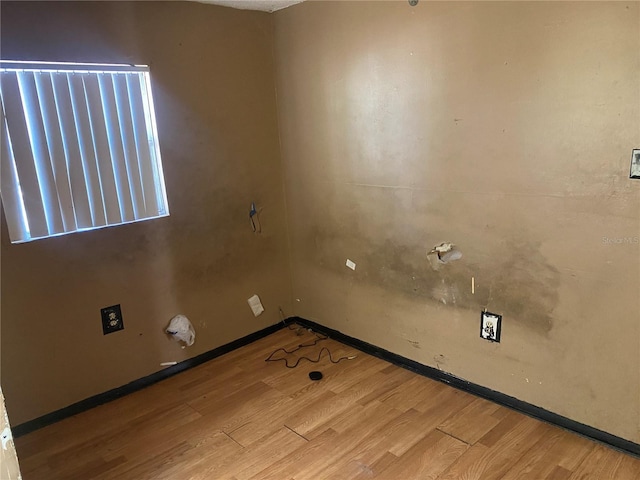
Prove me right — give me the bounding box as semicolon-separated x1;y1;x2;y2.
0;60;169;244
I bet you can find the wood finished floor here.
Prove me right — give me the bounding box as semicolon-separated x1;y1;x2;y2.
15;326;640;479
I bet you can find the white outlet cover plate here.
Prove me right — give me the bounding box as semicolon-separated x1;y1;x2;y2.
346;259;356;270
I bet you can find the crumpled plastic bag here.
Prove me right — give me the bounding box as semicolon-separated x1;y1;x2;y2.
166;314;195;346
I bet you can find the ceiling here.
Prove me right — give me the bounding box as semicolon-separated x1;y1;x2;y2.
196;0;305;13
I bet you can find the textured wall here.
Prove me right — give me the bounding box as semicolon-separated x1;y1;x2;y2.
1;1;291;425
274;1;640;441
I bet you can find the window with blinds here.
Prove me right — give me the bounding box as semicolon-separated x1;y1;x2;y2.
0;61;169;244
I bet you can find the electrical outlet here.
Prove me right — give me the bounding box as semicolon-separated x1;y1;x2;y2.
101;304;124;335
630;149;640;179
480;311;502;343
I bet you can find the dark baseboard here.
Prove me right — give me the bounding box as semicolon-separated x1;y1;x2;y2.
14;315;640;458
291;316;640;458
12;321;287;438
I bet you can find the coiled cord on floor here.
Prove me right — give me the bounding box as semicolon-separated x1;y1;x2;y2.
265;325;356;368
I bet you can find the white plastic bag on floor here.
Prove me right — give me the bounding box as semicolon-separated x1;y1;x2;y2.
166;314;195;346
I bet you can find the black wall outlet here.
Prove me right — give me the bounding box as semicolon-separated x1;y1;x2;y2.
480;311;502;343
101;304;124;335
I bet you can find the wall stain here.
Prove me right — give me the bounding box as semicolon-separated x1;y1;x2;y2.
306;226;560;336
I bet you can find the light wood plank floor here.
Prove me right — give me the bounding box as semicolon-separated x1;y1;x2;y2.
15;325;640;479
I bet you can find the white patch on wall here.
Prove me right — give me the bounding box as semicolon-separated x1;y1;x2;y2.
427;242;462;270
1;427;12;450
247;294;265;317
431;279;460;305
346;259;356;270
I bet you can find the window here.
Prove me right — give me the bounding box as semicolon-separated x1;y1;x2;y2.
0;61;168;244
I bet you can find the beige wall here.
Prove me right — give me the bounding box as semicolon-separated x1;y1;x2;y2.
274;1;640;441
2;0;640;446
1;1;291;425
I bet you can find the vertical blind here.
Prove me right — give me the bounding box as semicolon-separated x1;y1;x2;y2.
0;61;169;243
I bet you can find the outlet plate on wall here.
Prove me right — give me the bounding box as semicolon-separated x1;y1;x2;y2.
480;311;502;343
101;304;124;335
630;149;640;179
